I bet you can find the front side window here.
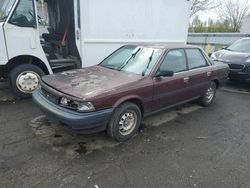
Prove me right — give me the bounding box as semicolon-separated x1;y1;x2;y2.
9;0;36;27
0;0;15;22
100;46;163;76
158;49;187;73
186;49;208;70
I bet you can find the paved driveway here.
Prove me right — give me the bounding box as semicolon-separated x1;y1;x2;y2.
0;88;250;188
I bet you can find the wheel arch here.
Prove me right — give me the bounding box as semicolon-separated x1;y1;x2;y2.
5;55;50;77
113;96;145;116
212;79;220;88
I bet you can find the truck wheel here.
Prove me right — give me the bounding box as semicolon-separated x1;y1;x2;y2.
199;81;217;107
9;64;45;99
107;102;142;142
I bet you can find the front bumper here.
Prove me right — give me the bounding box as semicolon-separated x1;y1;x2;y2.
32;89;114;133
229;70;250;82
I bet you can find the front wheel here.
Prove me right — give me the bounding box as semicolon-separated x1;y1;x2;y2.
198;81;217;107
107;102;142;142
9;64;45;99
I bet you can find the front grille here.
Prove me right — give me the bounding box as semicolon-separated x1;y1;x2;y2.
41;88;59;104
228;64;245;70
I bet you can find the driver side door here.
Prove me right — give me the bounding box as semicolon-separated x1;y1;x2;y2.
152;49;191;111
4;0;41;59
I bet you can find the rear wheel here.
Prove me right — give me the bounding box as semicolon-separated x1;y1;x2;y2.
9;64;45;99
199;81;217;107
107;102;142;142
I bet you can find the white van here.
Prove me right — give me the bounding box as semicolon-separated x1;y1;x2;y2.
0;0;191;98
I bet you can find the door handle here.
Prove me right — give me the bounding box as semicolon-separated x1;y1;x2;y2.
207;72;212;77
184;77;190;83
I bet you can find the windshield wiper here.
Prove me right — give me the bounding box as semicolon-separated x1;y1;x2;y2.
118;48;141;71
142;50;155;76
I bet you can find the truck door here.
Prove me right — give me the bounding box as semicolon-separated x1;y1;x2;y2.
0;23;8;65
74;0;82;59
4;0;42;60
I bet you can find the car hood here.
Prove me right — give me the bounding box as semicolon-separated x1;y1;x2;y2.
214;49;250;63
42;66;143;100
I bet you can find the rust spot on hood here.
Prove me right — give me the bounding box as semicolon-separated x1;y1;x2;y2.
42;66;142;100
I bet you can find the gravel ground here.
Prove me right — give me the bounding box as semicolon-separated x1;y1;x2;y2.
0;83;250;188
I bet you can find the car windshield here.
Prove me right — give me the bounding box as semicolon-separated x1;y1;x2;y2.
227;39;250;53
0;0;15;22
100;46;163;76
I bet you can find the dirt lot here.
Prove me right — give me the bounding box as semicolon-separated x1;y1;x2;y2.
0;82;250;188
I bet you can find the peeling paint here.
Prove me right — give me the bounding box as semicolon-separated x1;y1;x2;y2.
41;66;142;100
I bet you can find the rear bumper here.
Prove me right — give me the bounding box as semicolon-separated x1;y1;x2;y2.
229;70;250;82
32;89;114;133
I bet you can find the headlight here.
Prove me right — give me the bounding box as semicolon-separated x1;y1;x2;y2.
60;97;95;112
210;53;217;60
245;57;250;63
77;102;95;112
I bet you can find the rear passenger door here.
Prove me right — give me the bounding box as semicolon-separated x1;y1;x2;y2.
185;48;213;98
153;49;190;111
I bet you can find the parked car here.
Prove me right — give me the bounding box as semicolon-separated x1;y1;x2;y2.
211;38;250;82
33;44;229;142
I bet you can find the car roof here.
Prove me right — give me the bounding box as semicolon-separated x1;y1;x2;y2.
126;43;201;50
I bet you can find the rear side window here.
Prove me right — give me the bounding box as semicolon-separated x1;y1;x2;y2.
186;49;208;70
158;49;187;73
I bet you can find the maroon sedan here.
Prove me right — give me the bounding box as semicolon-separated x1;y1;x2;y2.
33;44;229;141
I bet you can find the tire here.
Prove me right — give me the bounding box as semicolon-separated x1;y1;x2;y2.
9;64;45;99
107;102;142;142
198;81;217;107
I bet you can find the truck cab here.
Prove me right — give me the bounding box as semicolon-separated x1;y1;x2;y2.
0;0;81;98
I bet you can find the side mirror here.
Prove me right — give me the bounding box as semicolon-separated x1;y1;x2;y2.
39;18;47;27
156;70;174;77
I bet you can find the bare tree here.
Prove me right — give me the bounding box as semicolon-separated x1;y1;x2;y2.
191;0;217;18
219;0;250;32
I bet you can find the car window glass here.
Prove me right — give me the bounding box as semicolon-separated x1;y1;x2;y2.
159;49;187;73
9;0;36;27
121;48;162;76
100;46;163;76
100;46;136;69
186;49;208;69
227;39;250;53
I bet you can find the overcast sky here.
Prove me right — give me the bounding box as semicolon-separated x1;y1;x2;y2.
197;0;250;21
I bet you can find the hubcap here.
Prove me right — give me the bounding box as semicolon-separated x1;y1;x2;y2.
16;71;40;93
205;85;215;103
119;111;137;136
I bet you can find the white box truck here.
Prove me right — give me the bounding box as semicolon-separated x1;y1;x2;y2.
0;0;191;98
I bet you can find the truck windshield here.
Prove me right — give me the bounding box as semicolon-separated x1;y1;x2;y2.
0;0;16;22
100;46;163;76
